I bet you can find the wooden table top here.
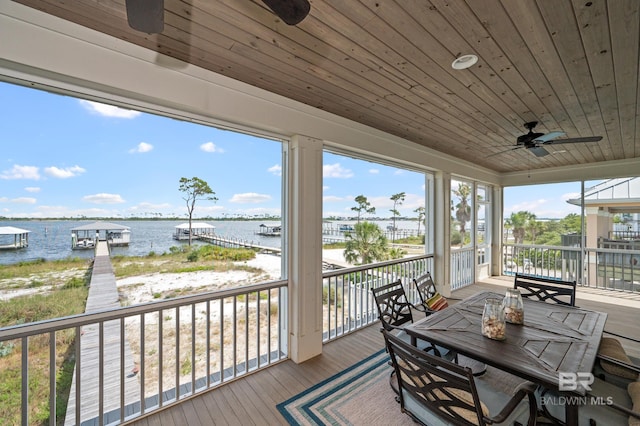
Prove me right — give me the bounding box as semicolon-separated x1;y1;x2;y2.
405;291;608;395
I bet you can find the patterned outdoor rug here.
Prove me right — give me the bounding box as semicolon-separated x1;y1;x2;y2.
276;349;414;425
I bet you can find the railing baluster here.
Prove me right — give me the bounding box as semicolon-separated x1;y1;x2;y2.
75;326;81;425
175;307;180;401
120;318;125;423
191;303;196;395
158;309;163;408
99;322;104;426
49;331;56;426
140;313;146;413
206;301;211;388
22;336;28;426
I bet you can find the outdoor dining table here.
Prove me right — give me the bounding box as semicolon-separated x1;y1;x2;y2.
404;290;608;426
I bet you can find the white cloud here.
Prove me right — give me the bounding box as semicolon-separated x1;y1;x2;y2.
562;192;581;202
44;165;86;179
83;193;126;204
323;163;354;178
12;197;36;204
129;142;153;153
268;164;282;176
0;165;40;180
369;169;380;174
0;197;8;202
200;142;224;153
79;100;141;118
323;185;330;192
25;187;41;193
323;195;344;202
130;202;172;211
229;193;272;204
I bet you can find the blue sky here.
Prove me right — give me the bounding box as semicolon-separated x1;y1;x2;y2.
1;81;599;220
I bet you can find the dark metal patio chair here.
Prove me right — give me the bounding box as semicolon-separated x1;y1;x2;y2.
514;273;576;306
381;328;538;426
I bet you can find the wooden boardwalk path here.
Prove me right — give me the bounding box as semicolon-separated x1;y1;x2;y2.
65;241;140;425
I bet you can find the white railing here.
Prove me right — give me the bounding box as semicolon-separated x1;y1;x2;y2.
451;247;475;290
321;254;434;342
503;243;640;292
0;280;287;426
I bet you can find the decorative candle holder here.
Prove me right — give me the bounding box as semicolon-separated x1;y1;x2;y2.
482;298;506;340
503;288;524;324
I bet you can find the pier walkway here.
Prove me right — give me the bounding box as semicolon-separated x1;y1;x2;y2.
65;241;140;425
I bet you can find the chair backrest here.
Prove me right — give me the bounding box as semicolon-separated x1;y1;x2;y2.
413;272;437;304
514;273;576;306
382;329;486;426
371;280;413;330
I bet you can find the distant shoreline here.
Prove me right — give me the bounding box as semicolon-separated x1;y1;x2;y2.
0;217;421;222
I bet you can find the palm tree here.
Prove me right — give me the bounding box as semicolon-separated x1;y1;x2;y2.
508;211;534;244
414;206;425;236
452;183;471;247
343;221;388;265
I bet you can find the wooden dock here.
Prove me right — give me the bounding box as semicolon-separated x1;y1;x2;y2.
198;234;282;255
65;241;140;425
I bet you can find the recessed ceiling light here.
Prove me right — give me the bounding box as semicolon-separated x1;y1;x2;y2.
451;54;478;70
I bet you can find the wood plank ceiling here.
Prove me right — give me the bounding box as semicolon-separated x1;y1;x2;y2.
12;0;640;173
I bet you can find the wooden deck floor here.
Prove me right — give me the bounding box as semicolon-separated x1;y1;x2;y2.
127;279;640;426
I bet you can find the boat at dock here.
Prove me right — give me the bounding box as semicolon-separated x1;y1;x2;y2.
71;221;131;250
0;226;30;250
256;224;281;237
172;222;216;240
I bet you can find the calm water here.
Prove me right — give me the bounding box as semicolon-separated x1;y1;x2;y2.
0;220;283;265
0;219;419;265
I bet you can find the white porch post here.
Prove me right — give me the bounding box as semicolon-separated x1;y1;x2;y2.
491;186;504;276
434;172;452;296
288;135;323;363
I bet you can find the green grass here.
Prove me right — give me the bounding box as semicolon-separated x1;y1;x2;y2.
0;244;260;423
111;245;257;278
0;279;89;425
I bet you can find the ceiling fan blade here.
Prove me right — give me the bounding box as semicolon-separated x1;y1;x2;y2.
542;136;603;145
529;146;550;157
126;0;164;33
261;0;311;25
534;131;565;143
485;146;523;158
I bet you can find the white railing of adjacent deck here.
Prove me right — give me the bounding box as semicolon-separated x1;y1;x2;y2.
503;243;640;292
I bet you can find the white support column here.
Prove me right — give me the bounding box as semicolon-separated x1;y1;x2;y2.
491;186;504;276
434;172;452;296
288;135;323;363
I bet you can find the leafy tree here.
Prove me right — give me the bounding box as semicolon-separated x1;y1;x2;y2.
389;192;405;241
414;206;425;236
343;221;388;265
506;211;534;244
351;195;376;223
559;213;582;234
452;183;471;247
178;177;218;246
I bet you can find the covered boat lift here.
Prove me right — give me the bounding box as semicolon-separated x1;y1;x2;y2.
0;226;30;249
173;222;216;240
71;221;131;249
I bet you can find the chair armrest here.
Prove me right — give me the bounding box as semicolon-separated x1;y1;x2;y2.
484;381;538;425
597;353;640;374
604;330;640;345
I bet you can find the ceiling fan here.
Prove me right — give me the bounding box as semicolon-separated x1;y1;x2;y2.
491;121;603;157
125;0;311;34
